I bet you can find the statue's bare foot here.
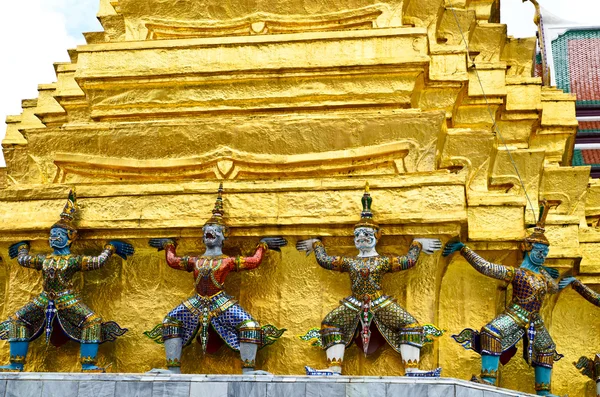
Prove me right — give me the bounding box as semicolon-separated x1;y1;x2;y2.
0;363;23;372
147;368;181;375
469;375;494;385
405;367;442;377
242;369;271;375
81;365;106;373
305;366;341;376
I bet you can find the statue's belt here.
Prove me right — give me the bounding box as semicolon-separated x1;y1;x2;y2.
505;302;538;327
183;291;237;319
34;291;79;310
343;293;393;312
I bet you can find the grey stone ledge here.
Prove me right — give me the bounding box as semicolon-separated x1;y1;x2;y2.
0;373;538;397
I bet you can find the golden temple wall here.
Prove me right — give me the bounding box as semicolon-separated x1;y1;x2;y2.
1;0;599;395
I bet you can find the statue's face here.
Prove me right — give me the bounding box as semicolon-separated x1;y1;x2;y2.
49;227;70;249
354;227;378;251
528;242;549;266
202;224;225;249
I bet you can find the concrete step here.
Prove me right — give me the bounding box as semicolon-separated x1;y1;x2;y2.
0;373;538;397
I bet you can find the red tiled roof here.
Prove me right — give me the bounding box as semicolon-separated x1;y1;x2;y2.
534;62;542;78
579;121;600;131
581;149;600;164
568;38;600;101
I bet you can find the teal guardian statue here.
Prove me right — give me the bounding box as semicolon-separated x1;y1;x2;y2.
559;275;600;396
0;189;134;372
296;183;444;376
145;184;287;375
444;201;568;396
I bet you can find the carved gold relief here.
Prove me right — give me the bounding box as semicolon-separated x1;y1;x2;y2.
53;142;414;182
144;6;393;39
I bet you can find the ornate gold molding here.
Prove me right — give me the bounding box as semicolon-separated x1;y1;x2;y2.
53;143;412;182
144;5;392;39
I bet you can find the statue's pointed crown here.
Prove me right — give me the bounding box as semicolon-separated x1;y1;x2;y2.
51;188;78;233
354;182;380;231
523;199;559;248
204;183;229;235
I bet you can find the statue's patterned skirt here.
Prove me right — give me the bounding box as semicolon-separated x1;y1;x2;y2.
453;304;561;368
0;292;127;344
481;312;556;363
163;291;257;351
322;294;422;352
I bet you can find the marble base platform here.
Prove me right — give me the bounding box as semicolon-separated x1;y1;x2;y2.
0;373;538;397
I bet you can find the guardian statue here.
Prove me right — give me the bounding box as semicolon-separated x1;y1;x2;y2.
297;183;442;376
146;184;286;374
445;201;566;396
0;189;133;372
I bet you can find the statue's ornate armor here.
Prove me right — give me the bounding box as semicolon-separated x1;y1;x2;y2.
313;240;425;351
162;242;269;351
0;245;127;344
456;246;560;368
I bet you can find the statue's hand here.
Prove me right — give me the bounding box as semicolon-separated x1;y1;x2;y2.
260;237;287;252
296;238;320;256
558;276;576;290
442;240;465;257
414;238;442;255
148;238;176;251
109;240;135;260
8;241;30;259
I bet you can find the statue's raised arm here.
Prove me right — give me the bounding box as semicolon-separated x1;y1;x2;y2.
560;276;600;307
296;238;349;272
8;241;44;270
149;238;196;271
572;278;600;306
443;241;514;283
79;241;134;272
235;237;286;271
387;238;441;273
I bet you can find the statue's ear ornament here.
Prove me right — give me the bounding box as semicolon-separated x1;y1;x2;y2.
204;183;230;237
354;182;381;235
522;199;561;251
51;188;79;242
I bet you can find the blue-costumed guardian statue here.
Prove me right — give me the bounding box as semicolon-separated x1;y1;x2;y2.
0;189;134;372
444;201;568;396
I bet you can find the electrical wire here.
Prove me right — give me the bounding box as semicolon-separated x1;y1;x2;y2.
446;2;538;223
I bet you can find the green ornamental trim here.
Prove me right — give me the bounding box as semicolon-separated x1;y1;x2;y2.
572;150;600;167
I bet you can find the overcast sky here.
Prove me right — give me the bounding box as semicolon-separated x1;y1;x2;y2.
0;0;599;167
